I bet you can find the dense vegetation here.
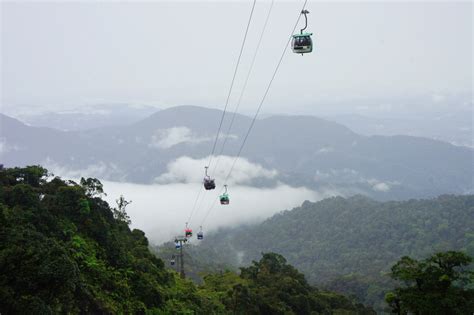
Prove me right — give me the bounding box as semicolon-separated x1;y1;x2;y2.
386;251;474;314
199;252;375;314
188;195;474;310
0;166;372;314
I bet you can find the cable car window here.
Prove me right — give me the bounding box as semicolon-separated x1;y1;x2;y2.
300;36;311;46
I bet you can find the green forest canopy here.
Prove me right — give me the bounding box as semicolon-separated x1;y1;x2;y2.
178;194;474;311
0;166;374;314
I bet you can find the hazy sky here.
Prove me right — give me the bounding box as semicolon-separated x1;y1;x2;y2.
1;1;472;115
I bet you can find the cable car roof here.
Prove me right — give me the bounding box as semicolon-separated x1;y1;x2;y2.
292;32;313;38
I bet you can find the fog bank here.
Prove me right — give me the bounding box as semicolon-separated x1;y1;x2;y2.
102;180;331;244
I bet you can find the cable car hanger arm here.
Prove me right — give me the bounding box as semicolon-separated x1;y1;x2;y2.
300;10;309;34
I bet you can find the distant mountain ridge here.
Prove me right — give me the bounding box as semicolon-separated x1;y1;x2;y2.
1;105;473;199
6;103;161;131
328;110;474;148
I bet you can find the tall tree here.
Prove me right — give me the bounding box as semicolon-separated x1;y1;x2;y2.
385;251;474;314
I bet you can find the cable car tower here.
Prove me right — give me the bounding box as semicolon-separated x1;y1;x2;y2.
174;236;188;279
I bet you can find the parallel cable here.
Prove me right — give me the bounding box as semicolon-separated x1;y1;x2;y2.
206;0;257;168
194;0;273;226
210;0;275;178
201;0;309;226
186;0;257;227
186;186;203;223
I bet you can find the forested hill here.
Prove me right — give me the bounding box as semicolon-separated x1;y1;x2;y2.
193;194;474;310
2;107;473;200
0;166;374;314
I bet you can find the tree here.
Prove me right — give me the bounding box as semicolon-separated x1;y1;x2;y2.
113;195;132;225
385;251;474;314
80;177;106;198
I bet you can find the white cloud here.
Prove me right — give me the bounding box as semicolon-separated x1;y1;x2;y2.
366;178;397;192
149;127;210;149
101;180;333;244
317;146;334;154
42;161;340;245
0;138;22;154
314;168;358;181
44;159;125;181
155;155;278;185
372;182;390;192
148;127;238;149
314;168;398;192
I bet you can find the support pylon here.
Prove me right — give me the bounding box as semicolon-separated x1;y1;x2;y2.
174;236;187;279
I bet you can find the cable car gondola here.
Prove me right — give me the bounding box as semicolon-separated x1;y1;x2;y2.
219;185;230;205
184;222;193;238
185;229;192;238
292;10;313;55
170;255;176;266
175;241;181;249
203;166;216;190
197;226;203;240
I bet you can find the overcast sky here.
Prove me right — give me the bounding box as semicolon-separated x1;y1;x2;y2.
1;1;472;116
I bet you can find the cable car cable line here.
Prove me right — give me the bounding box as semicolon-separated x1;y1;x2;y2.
200;0;309;227
206;0;257;169
184;0;257;228
209;0;275;179
186;185;203;225
191;0;274;227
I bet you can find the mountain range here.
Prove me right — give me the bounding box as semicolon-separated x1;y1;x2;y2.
1;105;473;200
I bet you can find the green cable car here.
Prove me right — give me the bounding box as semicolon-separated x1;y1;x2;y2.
220;185;230;205
292;10;313;55
292;33;313;54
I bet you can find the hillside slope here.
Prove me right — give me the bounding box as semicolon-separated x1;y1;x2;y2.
194;195;474;309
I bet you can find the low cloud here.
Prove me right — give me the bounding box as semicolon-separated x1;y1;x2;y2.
371;182;390;192
148;127;239;149
149;127;211;149
366;178;398;192
46;158;339;244
101;180;332;244
155;155;278;185
316;146;334;154
314;168;398;192
44;159;125;181
0;138;22;154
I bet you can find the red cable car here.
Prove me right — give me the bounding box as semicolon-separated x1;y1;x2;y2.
185;228;192;238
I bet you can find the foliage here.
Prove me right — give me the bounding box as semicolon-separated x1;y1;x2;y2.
152;241;236;284
192;195;474;311
0;166;372;314
80;177;106;198
113;194;132;225
0;166;212;313
385;251;474;314
198;253;375;315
